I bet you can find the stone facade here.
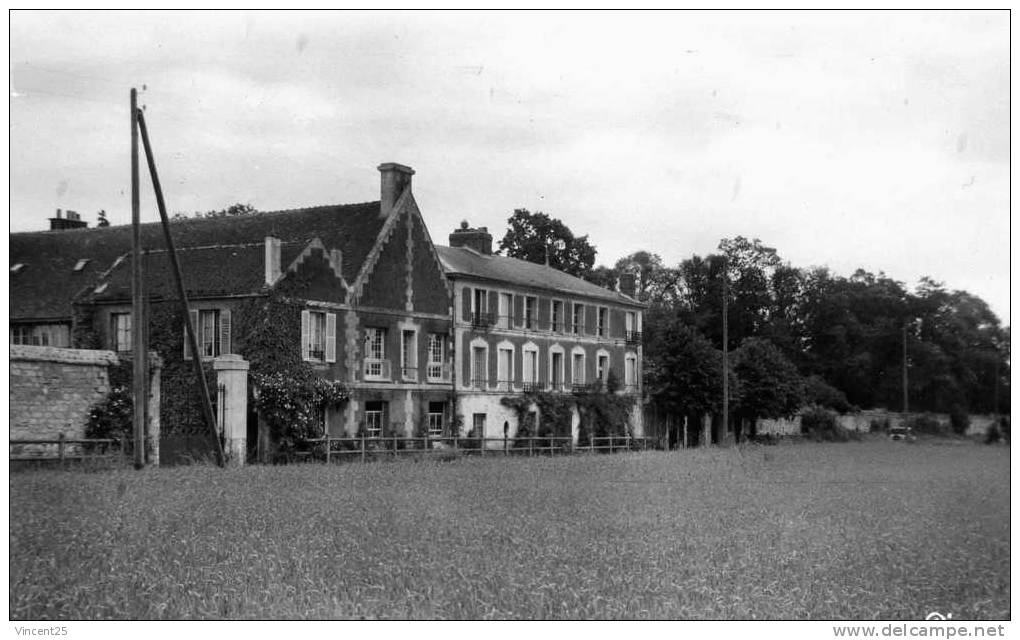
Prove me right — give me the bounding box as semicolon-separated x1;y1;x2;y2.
9;345;119;440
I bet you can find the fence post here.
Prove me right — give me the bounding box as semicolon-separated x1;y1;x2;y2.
360;433;366;463
393;432;398;459
58;433;66;467
325;435;331;465
120;435;127;462
529;436;534;457
610;436;614;454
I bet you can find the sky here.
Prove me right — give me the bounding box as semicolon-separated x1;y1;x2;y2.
8;10;1011;324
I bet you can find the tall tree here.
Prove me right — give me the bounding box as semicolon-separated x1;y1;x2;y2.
732;337;804;437
497;209;597;278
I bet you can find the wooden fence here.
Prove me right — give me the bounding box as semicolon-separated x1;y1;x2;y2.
9;433;131;469
303;434;654;464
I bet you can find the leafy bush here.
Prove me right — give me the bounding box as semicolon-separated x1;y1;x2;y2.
801;407;857;442
85;386;133;441
803;375;856;414
907;413;948;436
984;422;1001;444
949;405;970;435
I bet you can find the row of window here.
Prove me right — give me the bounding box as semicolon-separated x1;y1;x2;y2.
467;342;638;391
469;288;640;339
10;323;70;348
109;310;229;359
359;400;447;437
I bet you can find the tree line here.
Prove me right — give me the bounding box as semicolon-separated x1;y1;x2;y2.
497;209;1011;424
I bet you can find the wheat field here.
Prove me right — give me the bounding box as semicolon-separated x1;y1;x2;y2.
9;438;1010;620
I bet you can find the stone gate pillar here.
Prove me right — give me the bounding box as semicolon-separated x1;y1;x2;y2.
213;354;249;466
146;353;162;467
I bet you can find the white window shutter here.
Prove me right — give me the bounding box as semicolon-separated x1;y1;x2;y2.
219;309;231;356
184;309;199;360
325;313;337;363
300;310;311;361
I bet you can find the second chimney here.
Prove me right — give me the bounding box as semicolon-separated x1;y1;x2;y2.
449;220;493;255
378;162;415;218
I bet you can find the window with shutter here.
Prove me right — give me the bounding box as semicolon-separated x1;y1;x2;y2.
324;313;337;363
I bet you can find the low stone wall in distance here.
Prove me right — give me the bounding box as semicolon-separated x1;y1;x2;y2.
756;409;1004;438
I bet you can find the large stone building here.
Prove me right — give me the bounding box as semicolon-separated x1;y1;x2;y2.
437;223;645;441
10;163;645;456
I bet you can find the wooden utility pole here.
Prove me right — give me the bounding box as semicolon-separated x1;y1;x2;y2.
902;323;909;415
721;259;729;446
136;109;225;467
130;88;147;470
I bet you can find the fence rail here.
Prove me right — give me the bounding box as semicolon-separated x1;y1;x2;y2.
10;433;131;468
302;434;654;464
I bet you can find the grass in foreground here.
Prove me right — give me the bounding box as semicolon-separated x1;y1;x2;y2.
9;439;1010;620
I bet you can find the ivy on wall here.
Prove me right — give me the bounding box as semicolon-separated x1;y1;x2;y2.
501;386;636;446
234;291;349;452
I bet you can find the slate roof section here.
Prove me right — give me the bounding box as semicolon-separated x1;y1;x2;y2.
85;242;307;303
436;245;644;307
10;202;381;321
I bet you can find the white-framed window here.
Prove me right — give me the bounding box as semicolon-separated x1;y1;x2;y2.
471;343;488;389
364;400;386;437
472;413;486;437
185;308;231;360
596;351;610;384
549;345;565;391
363;327;390;379
572;303;584;334
524;296;537;330
300;310;336;363
111;313;132;353
572;348;586;386
401;329;418;381
551;300;564;332
625;352;638;389
498;292;513;329
427;401;446;436
497;344;514;391
597;307;609;338
522;344;539;389
426;333;447;382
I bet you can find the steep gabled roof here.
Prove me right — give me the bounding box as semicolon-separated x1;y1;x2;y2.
436;245;644;307
10;202;382;320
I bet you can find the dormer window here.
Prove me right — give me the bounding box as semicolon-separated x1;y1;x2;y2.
10;263;25;274
73;259;90;272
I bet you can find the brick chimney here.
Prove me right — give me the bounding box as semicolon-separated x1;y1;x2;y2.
264;236;282;285
449;220;493;255
49;208;88;231
618;272;637;298
378;163;414;218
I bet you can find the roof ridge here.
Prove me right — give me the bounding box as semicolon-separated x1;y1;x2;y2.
10;201;381;236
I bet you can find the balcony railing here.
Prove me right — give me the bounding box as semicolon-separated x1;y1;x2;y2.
401;366;418;382
625;330;643;344
571;382;591;394
522;381;545;393
426;363;452;383
471;312;495;328
548;381;565;392
363;358;392;381
471;377;488;390
494;379;514;392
